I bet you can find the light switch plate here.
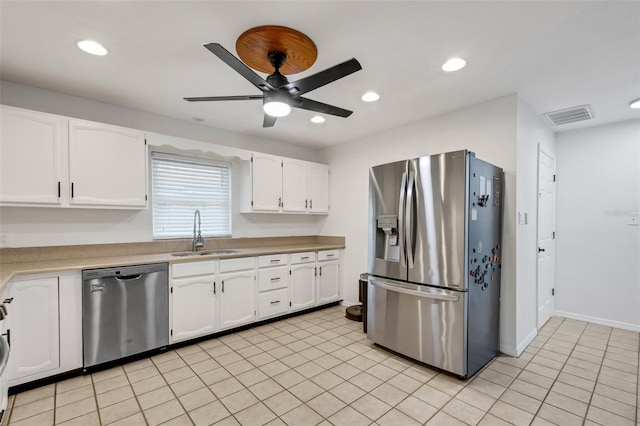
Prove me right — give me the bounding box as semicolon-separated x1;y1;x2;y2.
518;212;528;225
0;233;10;248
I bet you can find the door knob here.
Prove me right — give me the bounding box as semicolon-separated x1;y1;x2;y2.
538;248;546;252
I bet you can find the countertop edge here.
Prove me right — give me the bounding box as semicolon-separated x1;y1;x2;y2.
0;243;345;290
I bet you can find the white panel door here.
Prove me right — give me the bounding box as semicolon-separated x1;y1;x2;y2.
282;159;308;212
0;106;64;205
171;274;216;342
69;119;147;208
291;263;316;311
537;148;556;328
251;153;282;211
317;260;340;304
7;277;60;381
219;270;255;330
308;163;329;213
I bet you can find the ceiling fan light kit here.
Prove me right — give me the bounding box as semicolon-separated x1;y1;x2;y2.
184;25;362;127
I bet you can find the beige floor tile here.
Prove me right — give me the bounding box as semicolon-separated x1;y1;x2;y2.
396;395;437;424
550;380;591;403
170;376;205;397
55;411;100;426
162;366;196;385
499;389;542;414
209;377;244;399
247;352;276;368
123;358;154;374
517;371;554;390
428;374;466;396
346;355;377;371
310;371;343;390
187;400;230;426
93;375;129;395
565;356;601;373
376;408;421;426
96;385;135;409
178;387;216;412
327;406;370;426
488;401;533;426
92;366;125;384
273;370;306;389
155;358;187;375
593;382;637;406
488;360;523;378
385;373;422;394
14;385;55;407
280;353;308;369
8;410;54;426
524;362;560;380
281;404;324;426
200;367;233;387
455;387;496;411
442;398;486;425
412;384;451;409
469;377;507;398
351;394;392;421
132;375;167;396
263;390;303;416
10;397;54;423
143;399;184;426
259;361;289;378
236;345;264;359
306;392;345;418
370;382;408;406
248;378;285;401
366;364;397;382
236;368;269;387
556;371;595;392
137;386;175;410
161;413;193;425
424;411;466;425
99;398;141;425
590;393;636;420
234;402;277;426
294;362;324;379
189;359;221;375
152;350;180;365
348;372;383;392
596;370;636;393
55;385;94;408
181;350;210;366
55;376;93;394
126;365;160;384
562;364;598;381
220;389;259;414
535;403;583;426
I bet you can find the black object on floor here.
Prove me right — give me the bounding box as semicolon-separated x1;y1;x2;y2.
345;304;363;322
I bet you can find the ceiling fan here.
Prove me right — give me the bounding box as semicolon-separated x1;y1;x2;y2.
184;25;362;127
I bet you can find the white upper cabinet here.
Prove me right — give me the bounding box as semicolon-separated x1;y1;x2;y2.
307;163;330;213
0;106;64;205
0;106;148;209
242;153;329;214
251;152;282;211
282;159;307;212
69;119;147;208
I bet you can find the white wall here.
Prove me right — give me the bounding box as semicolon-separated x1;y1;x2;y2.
0;81;326;247
515;98;556;352
555;119;640;331
318;94;523;354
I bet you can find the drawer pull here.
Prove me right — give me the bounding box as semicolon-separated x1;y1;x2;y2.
270;259;281;263
270;277;281;282
326;254;335;257
270;300;280;305
301;256;310;260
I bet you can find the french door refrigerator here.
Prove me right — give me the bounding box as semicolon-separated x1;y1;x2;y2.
367;150;503;378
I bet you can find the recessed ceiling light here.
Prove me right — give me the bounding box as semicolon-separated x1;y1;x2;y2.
442;57;466;72
311;116;325;124
77;40;108;56
630;98;640;109
362;91;380;102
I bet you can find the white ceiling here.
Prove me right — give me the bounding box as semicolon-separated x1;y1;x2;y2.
1;1;639;150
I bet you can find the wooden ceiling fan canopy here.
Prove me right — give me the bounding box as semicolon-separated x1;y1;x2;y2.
235;25;318;74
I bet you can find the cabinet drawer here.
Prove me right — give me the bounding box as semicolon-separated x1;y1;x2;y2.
258;266;288;292
258;288;289;319
220;257;255;273
258;254;288;268
290;252;316;265
318;250;339;261
172;260;217;278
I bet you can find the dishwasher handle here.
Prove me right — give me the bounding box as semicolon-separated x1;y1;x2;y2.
370;278;460;302
0;332;10;376
115;274;143;282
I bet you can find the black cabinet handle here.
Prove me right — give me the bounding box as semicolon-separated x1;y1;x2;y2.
71;182;75;198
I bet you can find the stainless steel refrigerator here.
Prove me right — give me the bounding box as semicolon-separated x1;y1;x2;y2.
367;150;503;378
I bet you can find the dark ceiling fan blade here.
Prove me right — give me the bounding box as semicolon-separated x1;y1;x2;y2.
204;43;275;92
294;97;353;117
184;95;263;102
286;58;362;96
263;114;277;128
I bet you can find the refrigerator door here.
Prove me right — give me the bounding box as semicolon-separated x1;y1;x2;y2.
368;160;409;281
367;276;467;377
408;151;468;289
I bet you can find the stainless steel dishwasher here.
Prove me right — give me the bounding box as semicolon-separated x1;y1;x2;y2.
82;263;169;368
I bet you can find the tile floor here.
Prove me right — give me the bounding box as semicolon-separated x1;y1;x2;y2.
3;306;639;426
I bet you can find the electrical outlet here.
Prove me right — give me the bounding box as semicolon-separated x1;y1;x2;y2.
0;233;10;248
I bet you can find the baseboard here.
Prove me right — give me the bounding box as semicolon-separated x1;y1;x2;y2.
341;300;360;307
554;310;640;333
500;327;537;357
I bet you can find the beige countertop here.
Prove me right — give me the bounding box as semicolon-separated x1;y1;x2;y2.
0;237;345;290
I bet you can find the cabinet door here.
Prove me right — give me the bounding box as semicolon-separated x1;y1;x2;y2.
251;153;282;211
291;263;316;311
318;260;340;304
219;270;255;330
69;119;147;208
0;107;64;205
308;163;329;213
7;277;60;381
172;274;216;342
282;159;307;212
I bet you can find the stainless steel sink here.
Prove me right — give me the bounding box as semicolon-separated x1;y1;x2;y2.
170;249;243;257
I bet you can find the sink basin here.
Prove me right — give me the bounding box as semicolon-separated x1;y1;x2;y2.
170;249;242;257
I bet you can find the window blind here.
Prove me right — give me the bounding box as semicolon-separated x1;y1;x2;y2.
152;153;231;238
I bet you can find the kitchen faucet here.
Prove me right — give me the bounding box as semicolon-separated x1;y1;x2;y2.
193;209;204;251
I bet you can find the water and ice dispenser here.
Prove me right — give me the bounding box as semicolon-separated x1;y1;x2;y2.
376;215;399;262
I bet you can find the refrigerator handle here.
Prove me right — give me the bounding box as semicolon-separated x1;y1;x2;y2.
405;171;415;268
370;278;459;302
398;172;408;267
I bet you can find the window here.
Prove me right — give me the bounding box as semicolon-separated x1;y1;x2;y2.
152;152;231;238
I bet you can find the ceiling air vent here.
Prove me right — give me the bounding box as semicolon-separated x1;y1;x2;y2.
544;104;594;126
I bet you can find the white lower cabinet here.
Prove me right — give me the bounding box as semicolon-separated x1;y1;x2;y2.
171;261;217;343
290;252;316;312
6;272;82;387
219;258;256;330
317;250;341;304
257;254;289;320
